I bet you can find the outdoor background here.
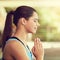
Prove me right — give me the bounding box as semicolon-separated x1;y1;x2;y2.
0;0;60;60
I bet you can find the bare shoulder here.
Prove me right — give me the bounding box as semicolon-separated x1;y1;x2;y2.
4;40;29;60
4;40;25;54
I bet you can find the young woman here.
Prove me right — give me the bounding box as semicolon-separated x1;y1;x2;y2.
2;6;44;60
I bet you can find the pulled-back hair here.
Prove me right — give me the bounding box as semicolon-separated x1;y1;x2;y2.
13;6;36;26
2;11;14;51
2;6;37;51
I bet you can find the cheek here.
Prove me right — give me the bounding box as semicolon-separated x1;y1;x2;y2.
25;23;37;34
25;23;34;32
26;24;33;30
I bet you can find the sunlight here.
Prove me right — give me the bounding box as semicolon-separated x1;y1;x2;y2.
0;0;60;7
53;22;60;33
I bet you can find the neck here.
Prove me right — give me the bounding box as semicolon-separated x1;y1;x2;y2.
13;27;28;44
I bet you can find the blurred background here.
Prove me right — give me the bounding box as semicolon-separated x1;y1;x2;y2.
0;0;60;60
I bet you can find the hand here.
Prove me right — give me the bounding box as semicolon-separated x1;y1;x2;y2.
32;38;44;60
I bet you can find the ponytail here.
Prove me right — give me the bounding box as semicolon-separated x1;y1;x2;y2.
2;11;14;51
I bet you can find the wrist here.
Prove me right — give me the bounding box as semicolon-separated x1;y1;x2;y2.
36;56;44;60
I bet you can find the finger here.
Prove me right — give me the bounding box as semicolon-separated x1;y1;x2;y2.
36;38;43;50
34;38;40;50
36;38;40;46
32;46;35;54
36;38;43;47
39;41;43;47
34;38;37;47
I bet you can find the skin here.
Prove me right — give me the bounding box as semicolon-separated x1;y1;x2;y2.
3;12;44;60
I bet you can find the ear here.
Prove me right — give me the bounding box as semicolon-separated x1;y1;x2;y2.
21;18;27;25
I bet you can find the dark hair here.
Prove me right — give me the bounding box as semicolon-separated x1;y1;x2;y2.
2;6;37;51
2;11;14;51
13;6;36;26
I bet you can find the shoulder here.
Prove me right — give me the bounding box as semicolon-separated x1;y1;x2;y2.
4;40;25;54
4;40;29;60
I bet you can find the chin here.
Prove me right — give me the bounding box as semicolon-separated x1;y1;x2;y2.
28;30;37;34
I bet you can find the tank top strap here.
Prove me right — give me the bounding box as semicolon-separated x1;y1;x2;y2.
9;37;25;47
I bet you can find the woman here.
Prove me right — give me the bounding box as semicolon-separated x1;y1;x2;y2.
2;6;44;60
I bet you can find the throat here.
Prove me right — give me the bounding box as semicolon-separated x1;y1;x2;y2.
13;29;28;46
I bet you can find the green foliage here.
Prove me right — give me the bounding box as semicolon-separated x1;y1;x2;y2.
5;7;16;13
33;7;60;42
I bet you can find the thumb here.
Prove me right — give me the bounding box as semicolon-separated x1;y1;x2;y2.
32;46;35;54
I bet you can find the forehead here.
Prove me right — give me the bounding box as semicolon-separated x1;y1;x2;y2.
32;12;38;18
28;12;39;20
27;12;39;22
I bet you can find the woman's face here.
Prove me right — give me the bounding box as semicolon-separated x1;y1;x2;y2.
25;12;40;34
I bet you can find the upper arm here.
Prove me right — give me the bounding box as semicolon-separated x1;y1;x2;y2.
6;40;30;60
